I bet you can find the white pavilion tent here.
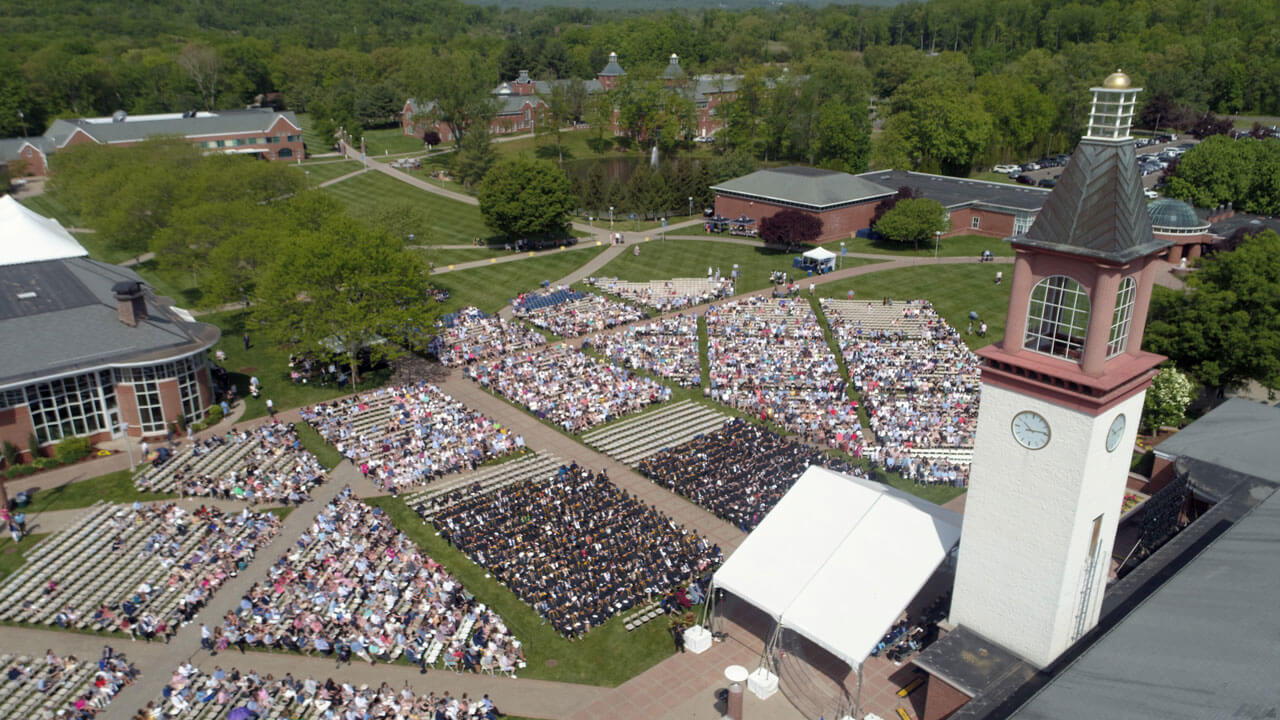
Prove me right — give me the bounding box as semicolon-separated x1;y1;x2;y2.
800;246;837;271
0;194;89;266
711;465;962;675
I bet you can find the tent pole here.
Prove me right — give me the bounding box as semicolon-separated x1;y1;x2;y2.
701;582;716;630
855;664;864;719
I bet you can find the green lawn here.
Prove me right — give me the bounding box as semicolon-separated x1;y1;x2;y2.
593;238;882;295
132;258;204;308
433;244;609;314
14;469;176;515
292;160;364;186
73;231;138;265
360;127;430;156
202;310;392;420
294;422;342;470
841;233;1015;258
422;248;512;266
365;496;681;686
815;264;1011;350
294;113;336;155
321;171;495;245
0;534;48;585
20;193;80;227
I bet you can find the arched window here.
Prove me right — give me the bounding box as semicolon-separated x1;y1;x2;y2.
277;148;293;159
1024;275;1091;361
1107;278;1137;357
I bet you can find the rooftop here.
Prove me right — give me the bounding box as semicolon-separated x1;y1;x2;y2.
1148;197;1208;231
45;108;299;146
712;166;895;210
858;169;1051;212
1155;398;1280;485
0;194;90;266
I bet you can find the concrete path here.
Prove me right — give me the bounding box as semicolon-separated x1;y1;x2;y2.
316;167;371;188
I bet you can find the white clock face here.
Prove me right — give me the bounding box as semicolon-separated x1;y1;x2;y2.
1012;411;1051;450
1106;413;1127;452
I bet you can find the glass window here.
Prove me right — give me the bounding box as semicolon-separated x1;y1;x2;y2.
134;377;166;434
1014;214;1034;235
278;148;293;158
1107;278;1137;357
177;355;206;423
1024;275;1091;361
25;371;112;444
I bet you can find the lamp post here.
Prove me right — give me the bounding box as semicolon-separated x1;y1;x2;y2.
840;242;845;269
609;206;614;231
934;230;941;260
688;196;694;219
17;110;26;138
661;218;666;243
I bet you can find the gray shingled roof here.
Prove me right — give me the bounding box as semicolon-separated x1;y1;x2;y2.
1020;140;1172;262
44;109;299;147
859;169;1051;212
0;137;53;163
712;166;895;210
1009;483;1280;720
599;53;626;77
0;257;219;387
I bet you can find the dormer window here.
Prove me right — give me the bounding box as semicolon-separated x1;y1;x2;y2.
1024;275;1090;361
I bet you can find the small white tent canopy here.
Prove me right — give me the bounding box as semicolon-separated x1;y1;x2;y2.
0;194;89;267
712;465;962;669
800;246;838;271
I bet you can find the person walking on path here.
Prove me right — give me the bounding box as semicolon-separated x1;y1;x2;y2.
243;333;251;350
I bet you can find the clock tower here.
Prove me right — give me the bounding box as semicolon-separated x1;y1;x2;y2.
948;71;1173;669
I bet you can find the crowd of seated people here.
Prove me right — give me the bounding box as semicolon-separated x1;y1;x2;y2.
2;646;137;720
427;463;722;638
588;313;701;387
210;489;522;679
637;419;862;532
829;300;979;487
430;306;546;367
465;346;670;433
585;277;733;313
147;665;503;720
513;291;644;338
7;504;279;641
137;422;326;505
301;383;522;493
705;297;863;447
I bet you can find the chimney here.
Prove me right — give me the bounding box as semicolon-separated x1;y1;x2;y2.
112;281;148;327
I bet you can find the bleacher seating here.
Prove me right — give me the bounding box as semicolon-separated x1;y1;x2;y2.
510;287;586;312
587;276;733;312
403;450;563;522
0;648;137;720
513;292;644;338
580;400;730;465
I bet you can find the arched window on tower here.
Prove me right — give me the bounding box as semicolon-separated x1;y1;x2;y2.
1024;275;1091;361
1107;277;1137;357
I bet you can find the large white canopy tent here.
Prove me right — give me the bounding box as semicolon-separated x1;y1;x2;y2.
800;246;837;271
709;466;962;711
0;194;89;266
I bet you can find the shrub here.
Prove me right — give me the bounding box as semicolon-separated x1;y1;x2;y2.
53;436;93;465
1;440;18;468
33;457;60;470
5;464;37;479
28;433;41;459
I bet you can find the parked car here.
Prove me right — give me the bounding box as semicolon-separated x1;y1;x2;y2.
1144;189;1159;199
993;164;1020;174
1021;162;1040;172
1037;177;1057;188
1015;174;1036;185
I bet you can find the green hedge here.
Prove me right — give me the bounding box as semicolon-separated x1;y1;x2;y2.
54;436;92;465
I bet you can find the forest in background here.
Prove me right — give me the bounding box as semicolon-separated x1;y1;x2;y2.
1;0;1277;174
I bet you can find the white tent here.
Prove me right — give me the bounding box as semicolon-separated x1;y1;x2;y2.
712;465;962;669
0;194;89;267
802;246;837;262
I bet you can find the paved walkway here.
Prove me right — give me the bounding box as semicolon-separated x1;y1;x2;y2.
316;167;371;188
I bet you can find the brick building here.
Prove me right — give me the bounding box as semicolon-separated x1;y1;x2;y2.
0;108;305;177
0;195;219;459
711;166;1054;245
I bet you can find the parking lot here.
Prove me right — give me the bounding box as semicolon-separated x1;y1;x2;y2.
995;135;1200;194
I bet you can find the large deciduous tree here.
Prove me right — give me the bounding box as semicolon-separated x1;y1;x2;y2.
452;123;496;189
1144;230;1280;395
873;197;947;249
1141;367;1196;431
478;157;575;238
760;210;823;250
1164;136;1280;215
253;219;438;388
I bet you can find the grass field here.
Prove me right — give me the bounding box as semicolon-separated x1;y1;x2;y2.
593;238;882;295
433;244;609;314
12;469;176;516
359;127;431;156
841;233;1016;258
294;422;342;470
366;496;680;686
0;533;48;585
291;160;363;186
421;247;512;266
19;193;80;227
72;231;138;265
202;310;392;420
294;113;336;155
814;264;1011;350
321;171;495;245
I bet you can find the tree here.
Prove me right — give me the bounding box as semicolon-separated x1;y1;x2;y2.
1142;367;1196;431
253;219;438;388
1144;230;1280;395
177;44;222;111
451;124;496;189
422;130;441;148
760;210;824;250
1163;135;1261;211
886;69;993;175
535;83;575;164
1189;111;1234;140
404;48;496;143
812;103;870;173
873;197;947;249
870;186;915;226
478;157;575;238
